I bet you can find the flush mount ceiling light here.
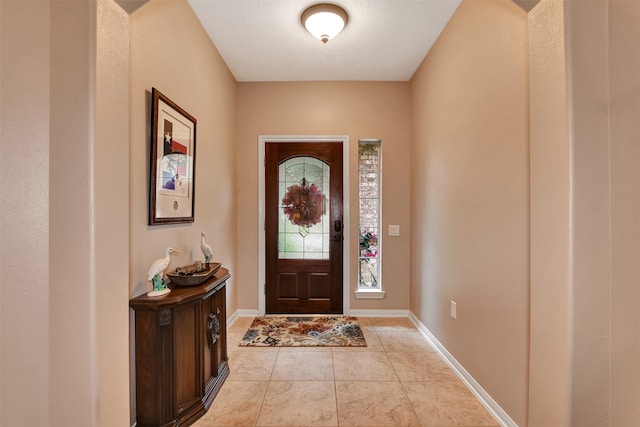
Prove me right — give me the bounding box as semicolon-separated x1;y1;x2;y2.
301;3;349;44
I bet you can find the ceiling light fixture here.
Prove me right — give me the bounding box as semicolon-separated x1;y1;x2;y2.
301;3;349;44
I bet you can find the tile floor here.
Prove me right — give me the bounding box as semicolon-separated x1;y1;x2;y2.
193;316;499;427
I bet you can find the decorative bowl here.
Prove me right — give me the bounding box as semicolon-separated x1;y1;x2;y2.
167;262;221;287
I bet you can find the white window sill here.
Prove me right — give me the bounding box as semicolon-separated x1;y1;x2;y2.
354;289;386;299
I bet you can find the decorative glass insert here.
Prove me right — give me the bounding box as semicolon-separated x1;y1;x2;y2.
358;140;381;289
278;156;330;260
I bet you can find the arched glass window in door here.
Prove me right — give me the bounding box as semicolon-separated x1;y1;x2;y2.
278;156;330;260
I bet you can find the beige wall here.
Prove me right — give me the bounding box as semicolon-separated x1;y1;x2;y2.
410;1;530;425
129;0;238;421
2;0;131;425
50;0;131;425
129;0;237;299
527;1;573;425
1;1;51;425
609;2;640;424
564;0;640;425
49;2;96;422
529;1;640;425
95;1;131;425
236;82;411;312
565;1;611;424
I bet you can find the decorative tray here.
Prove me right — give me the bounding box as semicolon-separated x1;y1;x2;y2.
167;262;221;287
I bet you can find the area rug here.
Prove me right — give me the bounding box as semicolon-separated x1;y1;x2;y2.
238;316;367;347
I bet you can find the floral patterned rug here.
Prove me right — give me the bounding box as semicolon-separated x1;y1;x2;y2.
238;316;367;347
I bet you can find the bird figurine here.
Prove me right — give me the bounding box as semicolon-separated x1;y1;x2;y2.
147;247;178;297
201;231;213;267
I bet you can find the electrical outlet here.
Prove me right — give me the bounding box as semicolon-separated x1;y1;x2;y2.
450;300;457;319
389;225;400;236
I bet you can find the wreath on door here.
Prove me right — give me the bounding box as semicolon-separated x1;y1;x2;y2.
282;178;326;235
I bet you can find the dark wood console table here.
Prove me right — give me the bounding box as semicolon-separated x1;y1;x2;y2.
130;267;230;427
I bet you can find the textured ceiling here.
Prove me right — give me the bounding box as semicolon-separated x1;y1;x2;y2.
188;0;462;82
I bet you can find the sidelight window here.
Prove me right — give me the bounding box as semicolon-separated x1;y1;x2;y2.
358;139;381;290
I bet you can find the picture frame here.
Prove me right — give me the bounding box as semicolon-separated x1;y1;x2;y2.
149;88;197;225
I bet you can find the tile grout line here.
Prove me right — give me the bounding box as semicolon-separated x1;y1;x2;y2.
331;348;340;426
389;355;425;425
252;377;271;427
253;346;279;426
380;326;425;426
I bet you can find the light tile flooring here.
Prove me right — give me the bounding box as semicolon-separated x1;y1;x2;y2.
194;316;499;427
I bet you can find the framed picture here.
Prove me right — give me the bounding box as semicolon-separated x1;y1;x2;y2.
149;88;197;225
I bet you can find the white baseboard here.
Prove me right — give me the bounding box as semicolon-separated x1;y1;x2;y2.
227;309;259;328
231;309;410;318
408;312;518;427
234;309;261;317
349;309;410;317
226;310;239;327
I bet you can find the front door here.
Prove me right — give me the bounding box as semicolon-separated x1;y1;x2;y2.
265;142;343;314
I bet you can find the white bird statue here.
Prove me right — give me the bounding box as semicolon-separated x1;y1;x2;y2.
201;231;213;266
147;247;178;296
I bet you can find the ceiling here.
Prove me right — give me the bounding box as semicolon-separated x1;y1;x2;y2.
187;0;462;82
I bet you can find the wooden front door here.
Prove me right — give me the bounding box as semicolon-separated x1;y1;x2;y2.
265;142;343;314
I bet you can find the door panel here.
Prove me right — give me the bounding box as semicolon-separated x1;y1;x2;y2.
265;142;343;314
172;300;201;416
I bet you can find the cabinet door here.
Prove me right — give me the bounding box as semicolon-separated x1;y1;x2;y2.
173;299;203;417
134;309;173;426
202;285;226;396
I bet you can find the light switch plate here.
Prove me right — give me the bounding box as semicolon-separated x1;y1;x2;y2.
389;225;400;236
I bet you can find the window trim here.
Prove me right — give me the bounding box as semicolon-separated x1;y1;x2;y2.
356;139;384;297
355;288;386;299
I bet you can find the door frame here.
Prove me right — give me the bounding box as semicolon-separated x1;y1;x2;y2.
258;135;350;315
